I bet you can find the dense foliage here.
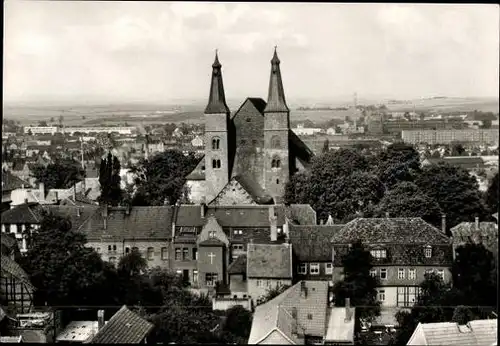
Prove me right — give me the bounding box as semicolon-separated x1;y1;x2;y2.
485;171;498;213
98;152;123;206
285;143;490;228
130;150;199;206
332;240;381;323
31;159;84;190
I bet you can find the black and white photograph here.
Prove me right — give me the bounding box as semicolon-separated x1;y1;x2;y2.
1;1;498;344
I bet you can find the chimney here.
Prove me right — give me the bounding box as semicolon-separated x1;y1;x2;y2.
475;216;480;230
97;310;105;331
270;206;278;242
300;281;308;298
102;205;108;230
385;212;390;218
200;198;206;218
345;298;351;322
54;191;58;203
24;198;28;204
77;207;81;217
283;219;290;238
39;182;45;197
441;214;446;234
72;184;76;200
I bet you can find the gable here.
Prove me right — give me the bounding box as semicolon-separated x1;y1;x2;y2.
209;178;256;206
197;216;230;247
259;329;294;345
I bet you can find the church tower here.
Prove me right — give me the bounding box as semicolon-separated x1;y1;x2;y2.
204;51;231;202
263;48;290;201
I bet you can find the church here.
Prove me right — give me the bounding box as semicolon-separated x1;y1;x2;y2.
185;49;314;205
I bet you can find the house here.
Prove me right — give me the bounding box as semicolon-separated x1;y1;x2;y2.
288;223;344;281
0;255;35;314
191;135;204;148
55;310;107;343
421;156;486;170
247;243;293;304
1;170;31;210
248;280;355;345
1;233;22;261
407;319;497;345
331;217;453;308
184;50;314;205
10;160;32;182
450;218;498;261
90;305;154;344
0;202;44;252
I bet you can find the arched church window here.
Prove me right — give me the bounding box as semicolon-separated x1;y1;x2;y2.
271;157;281;168
212;159;221;169
212;137;220;150
271;136;281;149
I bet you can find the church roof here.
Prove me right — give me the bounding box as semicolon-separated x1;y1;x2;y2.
263;48;289;113
205;51;230;114
234;175;274;204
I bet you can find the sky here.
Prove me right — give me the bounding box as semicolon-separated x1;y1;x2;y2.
3;1;499;105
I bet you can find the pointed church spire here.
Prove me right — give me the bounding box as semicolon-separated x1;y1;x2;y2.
264;46;289;113
205;50;230;114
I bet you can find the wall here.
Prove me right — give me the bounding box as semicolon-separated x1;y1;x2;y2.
212;297;252;311
259;329;293;344
0;276;33;313
185;180;206;204
171;242;199;285
198;246;225;289
229;274;248;294
210;179;256;205
247;278;292;303
296;261;333;281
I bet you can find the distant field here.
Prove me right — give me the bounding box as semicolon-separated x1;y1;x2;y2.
3;97;498;127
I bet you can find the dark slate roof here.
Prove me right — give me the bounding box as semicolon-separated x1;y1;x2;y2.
1;255;33;288
331;218;450;245
44;205;100;233
289;225;344;261
286;204;317;225
80;207;172;241
247;243;292;279
0;203;43;224
185;155;205;180
199;238;226;247
1;233;18;251
451;222;498;240
1;170;30;192
228;254;247;274
234;175;274;204
289;130;315;166
91;305;154;344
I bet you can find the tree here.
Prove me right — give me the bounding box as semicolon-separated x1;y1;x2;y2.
451;143;466;156
256;283;290;306
31;159;84;190
415;162;488;230
20;211;117;307
49;117;55;123
375;182;443;228
131;150;199;206
220;305;253;343
38;120;48;127
485;172;498;213
322;139;330;153
59;115;64;126
332;240;380;323
98;152;122;206
377;143;421;188
117;248;147;277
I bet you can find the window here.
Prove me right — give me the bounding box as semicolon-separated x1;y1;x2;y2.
252;139;258;145
240;139;246;145
212;159;221;169
125;247;130;254
4;224;11;233
380;268;387;279
271;136;281;149
209;231;216;238
206;273;218;287
232;244;244;251
408;269;416;280
307;314;313;320
175;248;181;260
437;269;445;281
192;248;198;260
370;269;377;277
370;249;387;259
246;118;251;122
233;229;243;235
298;263;307;274
161;247;168;260
425;269;434;277
398;268;405;280
256;280;262;287
271;157;281;168
132;247;139;252
276;179;280;184
424;246;432;258
378;289;385;302
212;138;220;150
325;263;333;275
113;245;117;251
108;245;112;251
182;248;189;260
193;270;198;284
310;263;320;275
397;286;419;307
147;247;154;260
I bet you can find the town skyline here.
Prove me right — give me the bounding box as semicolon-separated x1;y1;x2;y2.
4;2;499;104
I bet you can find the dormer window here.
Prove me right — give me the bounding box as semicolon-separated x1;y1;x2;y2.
209;231;216;238
370;249;387;259
424;246;432;258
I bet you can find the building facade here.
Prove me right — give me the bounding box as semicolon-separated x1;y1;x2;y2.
402;129;499;145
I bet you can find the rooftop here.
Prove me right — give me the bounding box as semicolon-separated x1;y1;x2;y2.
288;224;344;262
56;321;101;343
324;307;356;343
247;243;292;279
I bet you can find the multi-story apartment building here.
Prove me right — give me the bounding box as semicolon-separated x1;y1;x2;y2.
402;129;499;145
62;127;136;135
383;118;466;135
23;126;58;135
331;217;453;308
